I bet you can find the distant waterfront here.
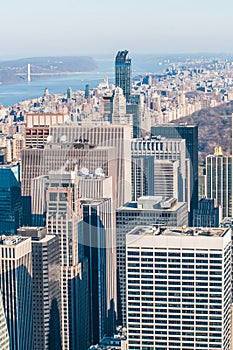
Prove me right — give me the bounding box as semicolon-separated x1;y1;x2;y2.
0;72;115;107
0;54;170;107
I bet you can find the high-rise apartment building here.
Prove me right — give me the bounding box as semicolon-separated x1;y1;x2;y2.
82;198;117;344
206;147;232;218
131;137;186;202
115;50;131;101
0;236;34;350
17;226;61;350
0;164;22;234
151;124;198;222
0;290;9;350
126;226;232;350
116;196;188;326
46;171;89;350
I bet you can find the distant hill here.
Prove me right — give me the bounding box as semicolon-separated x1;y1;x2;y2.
172;101;233;161
0;56;97;84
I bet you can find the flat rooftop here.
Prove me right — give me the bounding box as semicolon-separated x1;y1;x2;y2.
0;236;27;246
118;197;186;211
129;226;229;238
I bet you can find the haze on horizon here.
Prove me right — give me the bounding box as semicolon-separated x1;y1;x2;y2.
1;0;233;59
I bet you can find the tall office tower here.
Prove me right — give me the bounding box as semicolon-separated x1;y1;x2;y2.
0;236;34;350
0;164;22;234
49;124;132;207
0;290;9;350
21;141;117;225
154;159;179;199
82;198;117;344
193;198;222;227
115;50;131;101
17;227;61;350
126;226;232;350
112;87;133;131
151;124;198;222
113;87;126;117
206;146;232;218
131;137;186;202
116;196;188;326
46;171;89;350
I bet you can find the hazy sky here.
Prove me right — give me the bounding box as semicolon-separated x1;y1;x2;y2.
1;0;233;58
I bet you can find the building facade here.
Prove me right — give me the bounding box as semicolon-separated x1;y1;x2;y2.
205;147;232;219
46;171;89;350
48;124;132;207
82;198;117;344
0;236;34;350
115;50;132;101
0;290;9;350
17;226;61;350
126;226;232;350
131;137;186;203
116;196;188;326
0;164;22;234
193;198;222;227
151;124;198;222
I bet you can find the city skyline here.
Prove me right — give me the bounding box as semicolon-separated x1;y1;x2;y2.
1;0;233;58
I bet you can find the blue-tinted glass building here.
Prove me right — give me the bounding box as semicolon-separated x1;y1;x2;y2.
0;165;22;235
115;50;132;101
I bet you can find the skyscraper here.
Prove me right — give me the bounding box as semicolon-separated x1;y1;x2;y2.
48;123;132;207
0;290;9;350
0;235;34;350
126;226;232;350
113;87;126;118
82;198;117;344
46;171;89;350
205;146;232;218
17;226;61;350
151;124;198;222
21;140;117;224
0;164;22;234
115;50;132;101
131;137;186;202
193;198;222;227
116;196;188;326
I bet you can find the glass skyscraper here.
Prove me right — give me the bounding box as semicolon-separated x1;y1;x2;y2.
115;50;132;101
0;164;22;234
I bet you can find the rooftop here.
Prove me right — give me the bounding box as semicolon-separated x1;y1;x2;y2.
118;196;185;211
129;226;228;238
0;235;27;246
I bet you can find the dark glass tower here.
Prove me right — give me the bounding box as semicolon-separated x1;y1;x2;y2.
151;124;198;223
0;164;22;234
82;198;116;344
115;50;131;101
